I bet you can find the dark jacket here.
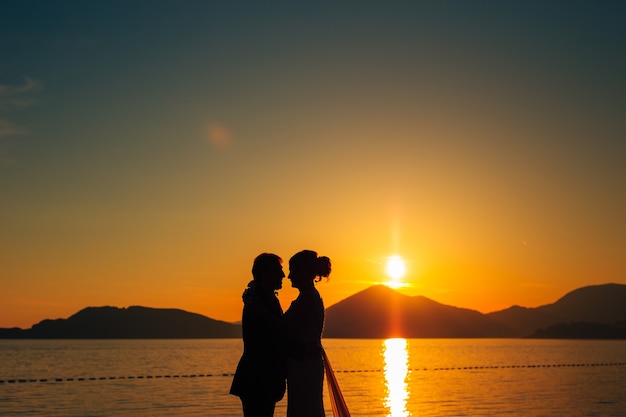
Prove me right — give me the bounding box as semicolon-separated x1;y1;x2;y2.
230;283;287;402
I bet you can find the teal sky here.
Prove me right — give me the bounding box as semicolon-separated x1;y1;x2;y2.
1;1;625;328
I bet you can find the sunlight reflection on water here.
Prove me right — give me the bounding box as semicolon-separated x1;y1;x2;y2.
383;338;409;417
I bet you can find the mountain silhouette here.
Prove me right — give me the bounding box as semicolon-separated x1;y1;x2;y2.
487;283;626;336
323;283;626;338
0;306;241;339
323;285;516;338
527;321;626;339
1;283;624;339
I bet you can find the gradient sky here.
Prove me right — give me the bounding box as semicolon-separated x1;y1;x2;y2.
1;1;625;328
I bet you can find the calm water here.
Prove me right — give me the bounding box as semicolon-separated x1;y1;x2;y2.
1;338;625;416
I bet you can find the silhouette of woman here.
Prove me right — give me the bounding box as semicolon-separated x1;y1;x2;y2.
283;250;331;417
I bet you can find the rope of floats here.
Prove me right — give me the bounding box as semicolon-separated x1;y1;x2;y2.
2;361;625;384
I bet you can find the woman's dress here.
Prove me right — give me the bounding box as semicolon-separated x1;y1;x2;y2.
284;286;326;417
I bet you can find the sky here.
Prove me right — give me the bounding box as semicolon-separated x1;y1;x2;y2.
1;1;625;329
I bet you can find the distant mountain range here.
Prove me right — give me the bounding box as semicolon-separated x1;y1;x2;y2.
323;283;626;338
0;306;241;339
1;283;625;339
487;283;626;336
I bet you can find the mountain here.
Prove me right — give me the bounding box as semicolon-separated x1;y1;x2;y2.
2;283;624;339
323;283;626;338
487;283;626;336
527;321;626;339
323;285;517;338
0;306;241;339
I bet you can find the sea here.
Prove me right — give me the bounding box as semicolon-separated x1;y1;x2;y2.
1;338;625;417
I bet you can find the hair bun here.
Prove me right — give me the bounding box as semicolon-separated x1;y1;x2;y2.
316;256;332;278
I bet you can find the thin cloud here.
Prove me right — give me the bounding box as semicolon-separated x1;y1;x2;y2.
0;119;28;137
2;76;40;94
0;77;41;138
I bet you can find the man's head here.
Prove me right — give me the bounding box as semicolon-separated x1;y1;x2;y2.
252;253;285;291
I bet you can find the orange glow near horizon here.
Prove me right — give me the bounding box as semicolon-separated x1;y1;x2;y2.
1;243;618;329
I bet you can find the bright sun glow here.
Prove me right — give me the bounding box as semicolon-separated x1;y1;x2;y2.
386;255;406;281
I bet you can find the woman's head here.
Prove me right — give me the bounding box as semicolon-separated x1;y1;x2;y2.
288;250;331;289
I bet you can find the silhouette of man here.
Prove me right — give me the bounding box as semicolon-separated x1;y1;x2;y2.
230;253;287;417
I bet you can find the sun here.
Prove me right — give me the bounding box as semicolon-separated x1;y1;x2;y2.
385;255;406;283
